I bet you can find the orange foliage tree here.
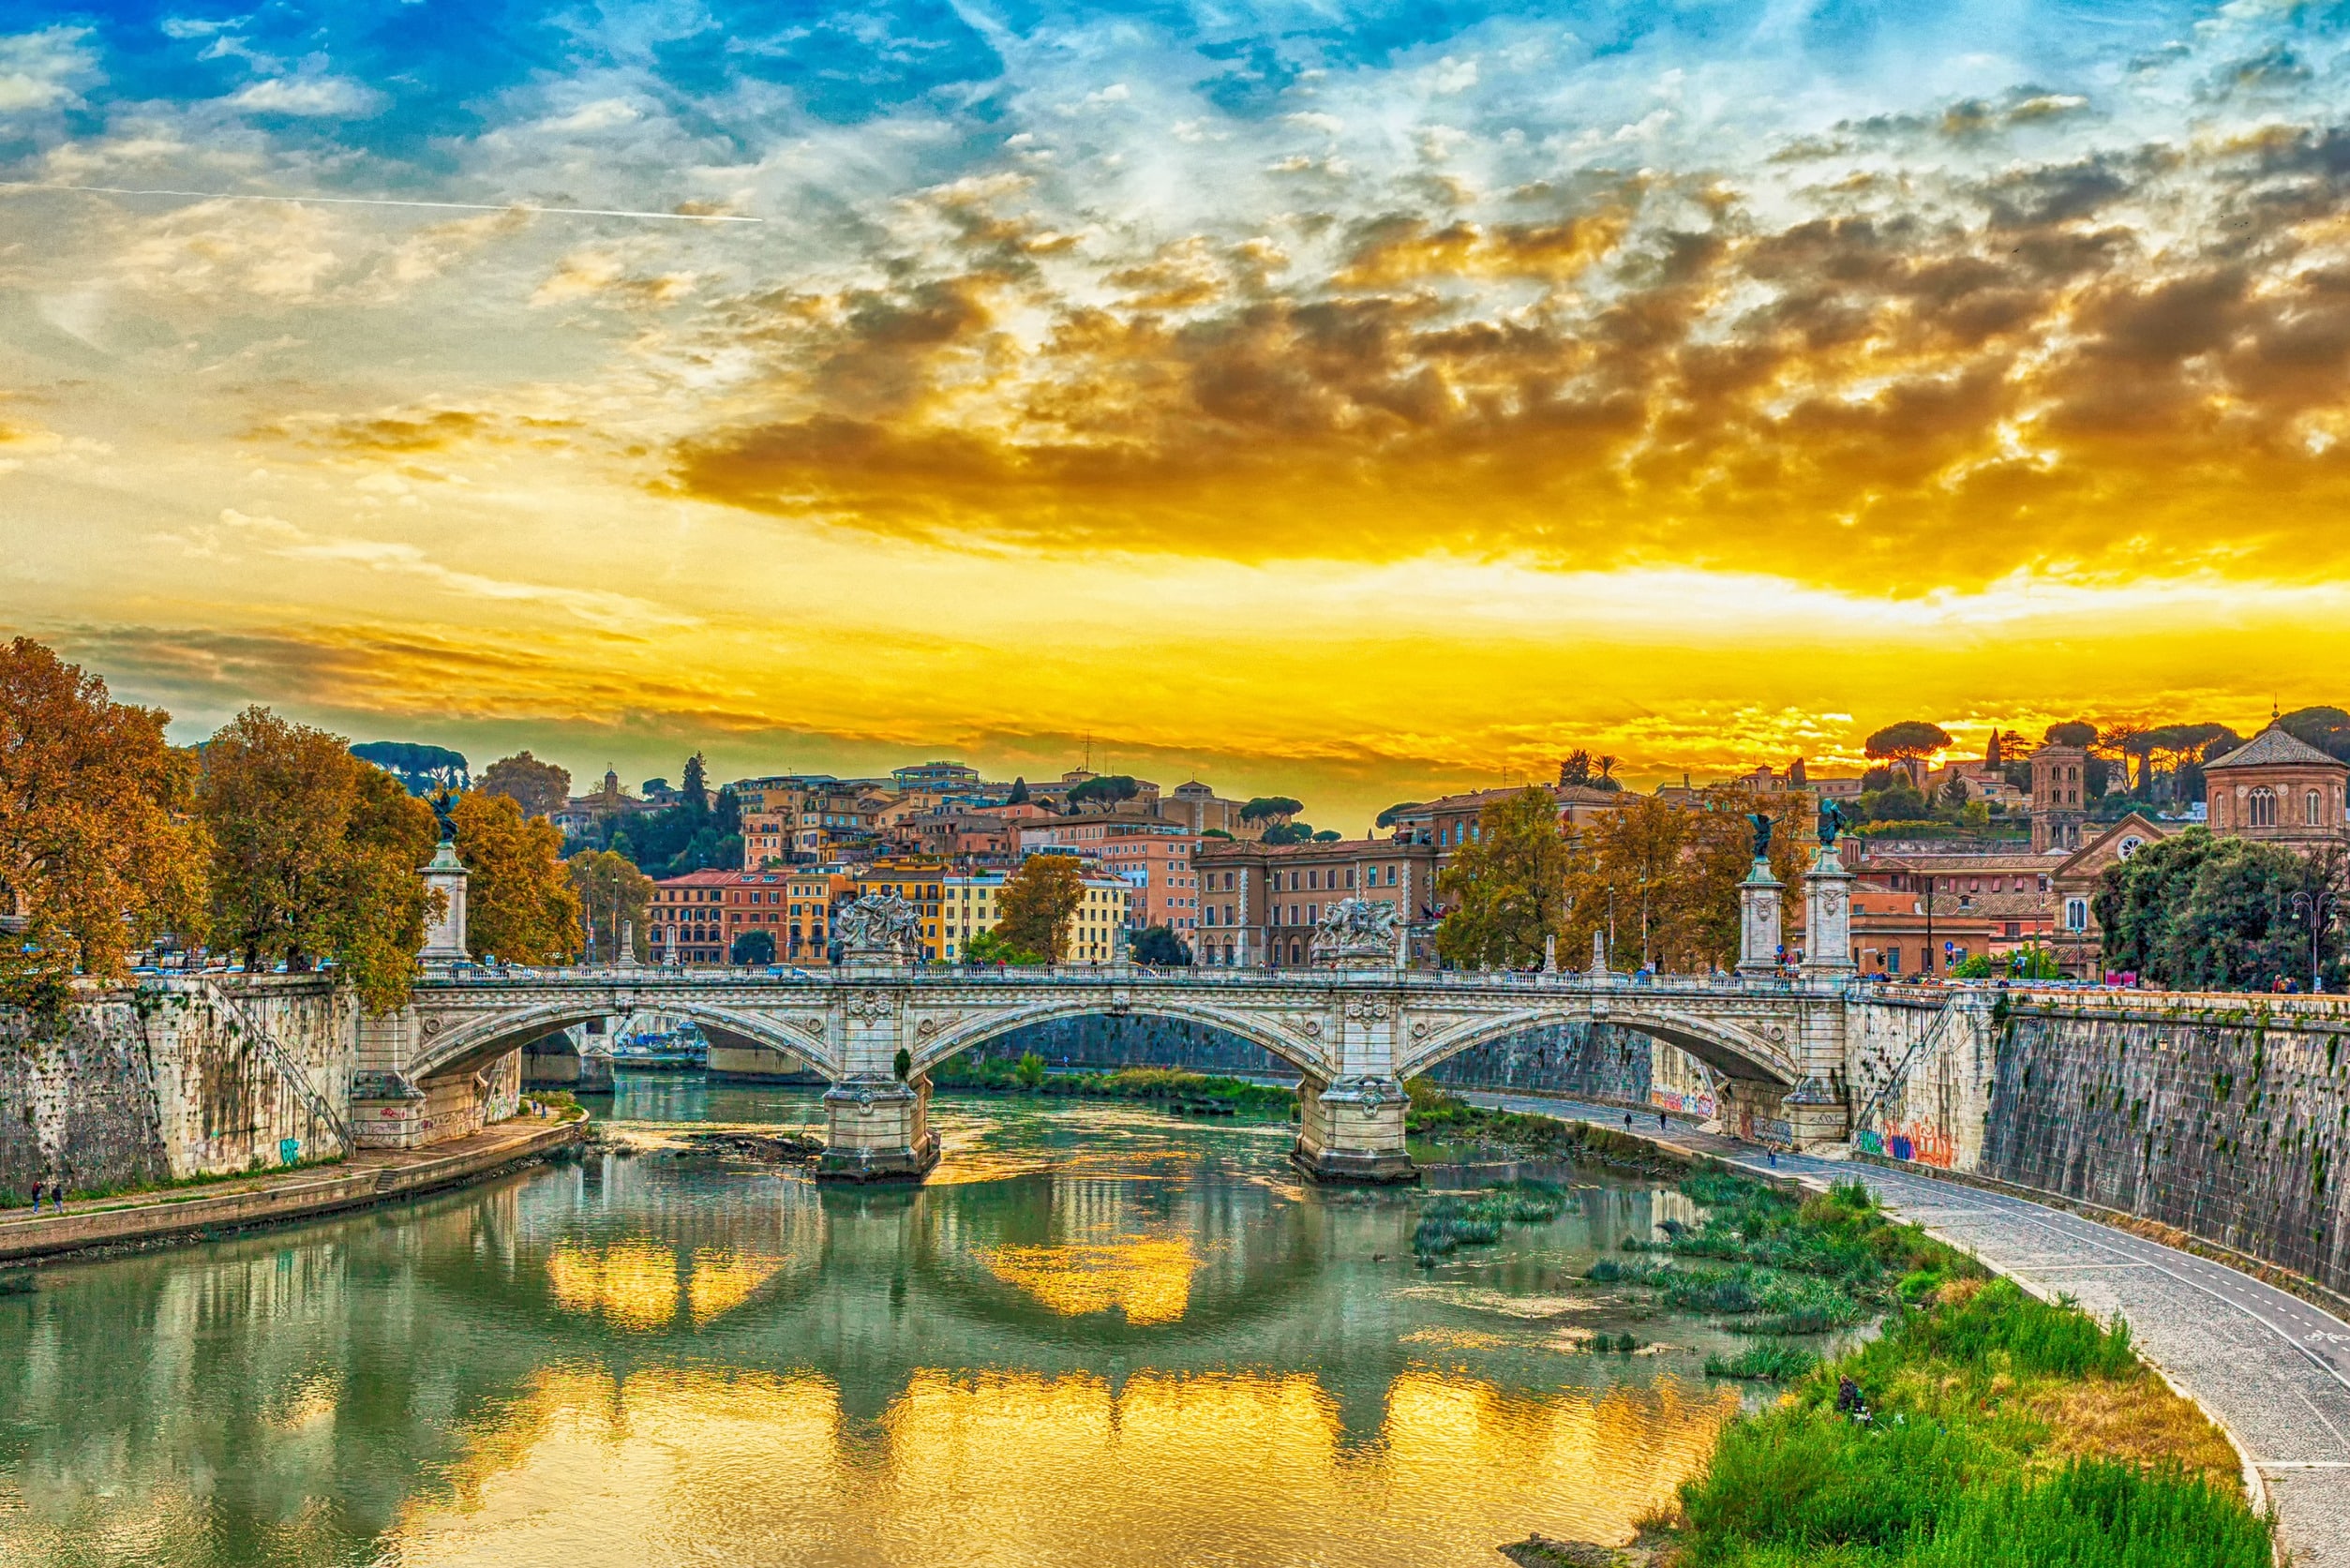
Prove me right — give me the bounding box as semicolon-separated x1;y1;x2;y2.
0;637;205;1010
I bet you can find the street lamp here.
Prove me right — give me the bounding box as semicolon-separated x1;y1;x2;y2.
2289;889;2341;993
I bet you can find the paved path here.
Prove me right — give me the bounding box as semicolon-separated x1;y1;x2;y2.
0;1116;581;1263
1466;1091;2350;1565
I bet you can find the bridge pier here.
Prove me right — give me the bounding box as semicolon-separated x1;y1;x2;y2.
1294;1074;1415;1183
816;1075;940;1182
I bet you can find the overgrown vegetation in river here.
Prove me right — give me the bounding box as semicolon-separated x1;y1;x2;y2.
1402;1081;1687;1174
1593;1172;1963;1355
928;1054;1295;1115
1653;1172;2268;1566
1412;1180;1567;1262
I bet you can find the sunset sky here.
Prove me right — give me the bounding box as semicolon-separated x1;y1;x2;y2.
6;1;2349;829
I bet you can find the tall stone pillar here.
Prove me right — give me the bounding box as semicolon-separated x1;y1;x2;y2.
420;840;468;962
1801;844;1857;981
1293;935;1414;1183
1736;859;1784;976
816;898;937;1182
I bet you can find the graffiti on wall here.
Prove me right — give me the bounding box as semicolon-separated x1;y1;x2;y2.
1650;1087;1717;1119
1859;1121;1955;1168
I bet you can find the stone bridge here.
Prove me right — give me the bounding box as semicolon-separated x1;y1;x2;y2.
352;834;1876;1181
362;963;1860;1181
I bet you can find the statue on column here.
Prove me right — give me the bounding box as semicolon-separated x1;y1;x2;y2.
1746;812;1774;860
1817;799;1847;848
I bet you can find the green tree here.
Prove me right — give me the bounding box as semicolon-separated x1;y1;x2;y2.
1261;822;1317;845
1375;801;1424;829
964;928;1043;965
2095;829;2343;988
1014;1050;1047;1090
1239;796;1303;825
1864;721;1953;767
453;791;582;964
0;638;206;1008
681;752;709;814
349;741;469;794
996;854;1086;962
1066;774;1139;813
730;929;776;965
477;751;571;817
1131;925;1193;966
2043;720;2100;748
1436;786;1574;969
566;848;653;962
1008;776;1030;804
2280;707;2350;763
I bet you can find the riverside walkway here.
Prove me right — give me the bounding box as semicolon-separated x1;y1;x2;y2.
0;1115;582;1264
1465;1090;2350;1566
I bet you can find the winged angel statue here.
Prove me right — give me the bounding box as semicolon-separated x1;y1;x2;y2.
834;889;924;959
1309;897;1401;963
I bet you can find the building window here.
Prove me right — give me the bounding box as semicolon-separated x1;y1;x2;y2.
2250;787;2277;829
2309;788;2323;825
2065;898;2088;932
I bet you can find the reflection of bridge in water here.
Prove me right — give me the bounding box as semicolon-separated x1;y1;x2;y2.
0;1141;1735;1564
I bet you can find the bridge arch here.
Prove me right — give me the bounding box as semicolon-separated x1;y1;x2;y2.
410;1000;837;1086
1398;1006;1798;1087
913;998;1330;1083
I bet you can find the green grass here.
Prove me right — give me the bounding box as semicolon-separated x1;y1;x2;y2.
1674;1277;2270;1567
1705;1342;1821;1381
927;1056;1296;1114
1401;1081;1690;1174
1413;1181;1566;1262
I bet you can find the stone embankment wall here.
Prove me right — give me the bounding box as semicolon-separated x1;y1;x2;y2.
0;976;355;1200
1845;993;1999;1171
1976;994;2350;1295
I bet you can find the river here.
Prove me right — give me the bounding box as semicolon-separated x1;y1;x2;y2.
0;1074;1760;1567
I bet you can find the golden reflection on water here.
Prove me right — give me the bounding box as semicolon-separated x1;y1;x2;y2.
546;1239;681;1331
385;1362;1740;1567
544;1242;791;1332
972;1237;1200;1324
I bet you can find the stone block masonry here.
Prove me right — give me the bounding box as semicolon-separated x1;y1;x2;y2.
1983;996;2350;1297
2;976;355;1200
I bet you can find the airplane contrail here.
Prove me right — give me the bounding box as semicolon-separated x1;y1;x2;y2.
0;181;763;223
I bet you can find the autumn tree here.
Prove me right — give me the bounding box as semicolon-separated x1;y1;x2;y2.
478;751;572;818
200;707;438;1009
0;638;206;1008
453;791;582;964
1436;786;1573;969
1668;791;1811;971
1572;794;1689;971
567;848;653;962
995;853;1086;962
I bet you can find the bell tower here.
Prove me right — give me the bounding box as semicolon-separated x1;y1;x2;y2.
2029;744;2088;854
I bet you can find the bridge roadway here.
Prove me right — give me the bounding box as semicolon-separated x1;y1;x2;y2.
1467;1090;2350;1566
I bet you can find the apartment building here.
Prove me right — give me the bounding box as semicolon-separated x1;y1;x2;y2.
1017;813;1202;935
1192;837;1441;967
649;869;851;966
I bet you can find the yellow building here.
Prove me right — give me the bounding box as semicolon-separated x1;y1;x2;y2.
909;864;1134;965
